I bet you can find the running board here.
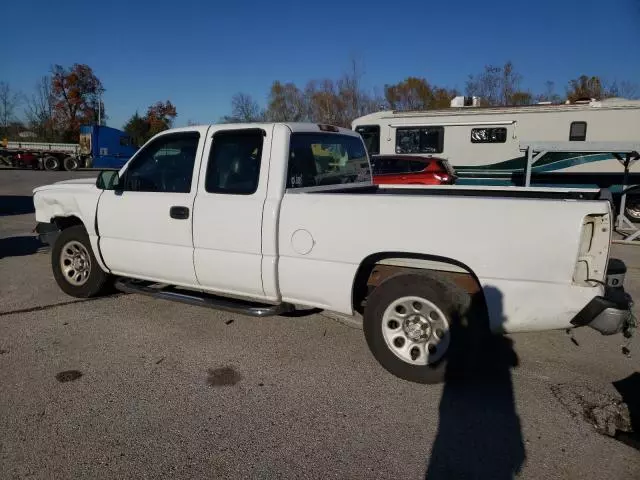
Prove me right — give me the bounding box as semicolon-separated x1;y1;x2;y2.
114;278;294;317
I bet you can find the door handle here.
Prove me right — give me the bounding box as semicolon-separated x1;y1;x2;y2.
170;206;190;220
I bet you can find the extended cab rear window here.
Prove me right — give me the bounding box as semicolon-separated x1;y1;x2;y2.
287;133;371;189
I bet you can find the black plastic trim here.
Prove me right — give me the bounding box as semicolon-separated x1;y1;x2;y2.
35;222;60;246
571;287;631;327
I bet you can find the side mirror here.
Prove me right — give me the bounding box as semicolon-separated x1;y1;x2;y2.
96;170;120;190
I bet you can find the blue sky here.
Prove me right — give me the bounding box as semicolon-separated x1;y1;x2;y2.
3;0;639;129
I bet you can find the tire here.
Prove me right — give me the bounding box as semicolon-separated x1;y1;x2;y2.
43;156;60;171
63;156;79;171
624;196;640;223
363;273;478;384
51;225;111;298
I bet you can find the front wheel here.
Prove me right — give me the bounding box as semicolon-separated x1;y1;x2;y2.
51;225;111;298
364;273;473;384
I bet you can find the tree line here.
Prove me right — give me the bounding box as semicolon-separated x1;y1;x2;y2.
221;60;639;127
2;60;638;144
0;64;177;145
1;64;105;142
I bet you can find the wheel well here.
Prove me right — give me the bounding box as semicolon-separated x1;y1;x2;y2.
352;253;486;315
52;216;84;231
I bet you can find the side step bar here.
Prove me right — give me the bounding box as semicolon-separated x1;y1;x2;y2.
114;278;294;317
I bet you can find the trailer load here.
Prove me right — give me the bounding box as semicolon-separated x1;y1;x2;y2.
0;125;137;171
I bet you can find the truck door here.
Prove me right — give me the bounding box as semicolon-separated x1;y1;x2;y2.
97;128;208;286
192;126;273;299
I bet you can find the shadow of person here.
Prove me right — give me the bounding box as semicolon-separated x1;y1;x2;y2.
426;286;526;480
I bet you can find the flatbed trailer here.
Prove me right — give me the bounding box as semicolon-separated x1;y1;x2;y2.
0;125;137;171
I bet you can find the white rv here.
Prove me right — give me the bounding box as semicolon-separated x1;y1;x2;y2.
352;97;640;175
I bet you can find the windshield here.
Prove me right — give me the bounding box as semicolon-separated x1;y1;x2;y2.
287;133;371;188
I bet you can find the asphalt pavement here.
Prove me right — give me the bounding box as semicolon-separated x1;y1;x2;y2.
1;169;639;479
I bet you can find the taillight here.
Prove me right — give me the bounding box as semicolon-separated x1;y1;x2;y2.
434;174;450;182
573;214;610;285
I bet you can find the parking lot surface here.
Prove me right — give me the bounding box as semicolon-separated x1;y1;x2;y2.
1;170;639;479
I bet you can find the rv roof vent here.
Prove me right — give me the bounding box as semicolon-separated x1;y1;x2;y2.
450;96;481;107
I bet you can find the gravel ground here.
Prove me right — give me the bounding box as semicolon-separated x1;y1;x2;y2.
1;170;639;479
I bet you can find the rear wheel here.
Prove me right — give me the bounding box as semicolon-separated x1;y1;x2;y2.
43;156;60;171
364;273;474;384
63;156;79;171
52;225;111;298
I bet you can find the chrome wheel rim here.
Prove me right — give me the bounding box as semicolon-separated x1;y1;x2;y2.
626;203;640;219
60;240;91;286
382;296;450;365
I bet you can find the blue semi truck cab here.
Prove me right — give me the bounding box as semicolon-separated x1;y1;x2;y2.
80;125;138;169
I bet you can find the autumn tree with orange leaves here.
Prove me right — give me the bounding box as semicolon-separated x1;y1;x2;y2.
146;101;177;137
124;101;177;146
51;64;105;141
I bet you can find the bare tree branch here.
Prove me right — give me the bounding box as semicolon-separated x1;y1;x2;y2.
0;82;22;132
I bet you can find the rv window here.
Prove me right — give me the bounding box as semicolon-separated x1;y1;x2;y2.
395;127;444;154
569;121;587;141
470;128;507;143
355;125;380;155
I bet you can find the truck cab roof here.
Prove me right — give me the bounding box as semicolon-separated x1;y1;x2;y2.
164;123;358;136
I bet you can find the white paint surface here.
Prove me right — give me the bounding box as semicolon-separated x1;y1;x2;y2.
33;122;618;335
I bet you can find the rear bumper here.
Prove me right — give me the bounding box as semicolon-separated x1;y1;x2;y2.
35;222;60;246
571;281;634;336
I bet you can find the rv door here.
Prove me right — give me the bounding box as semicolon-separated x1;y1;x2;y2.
355;125;380;155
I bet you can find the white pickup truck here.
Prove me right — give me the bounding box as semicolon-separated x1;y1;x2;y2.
33;123;634;383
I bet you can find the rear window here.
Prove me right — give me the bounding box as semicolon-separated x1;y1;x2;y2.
371;157;428;175
287;133;371;189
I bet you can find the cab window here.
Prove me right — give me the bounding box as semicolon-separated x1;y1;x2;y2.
121;132;199;193
205;129;264;195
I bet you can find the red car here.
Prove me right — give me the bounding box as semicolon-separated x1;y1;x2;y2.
370;155;456;185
